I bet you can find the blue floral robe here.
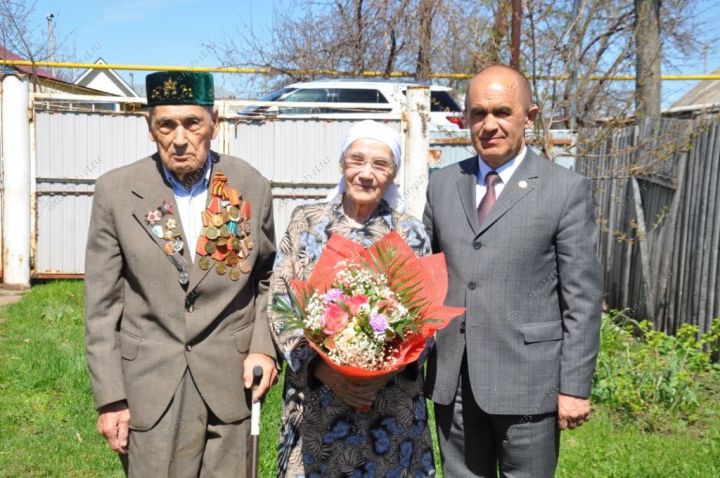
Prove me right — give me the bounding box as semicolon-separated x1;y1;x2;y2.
268;198;436;478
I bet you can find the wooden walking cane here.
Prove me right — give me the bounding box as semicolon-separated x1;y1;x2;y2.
247;366;263;478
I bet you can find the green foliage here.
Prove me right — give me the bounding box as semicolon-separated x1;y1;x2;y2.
367;243;428;315
592;310;720;430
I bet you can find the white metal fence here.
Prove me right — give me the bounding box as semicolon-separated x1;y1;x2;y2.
2;83;571;280
25;94;477;277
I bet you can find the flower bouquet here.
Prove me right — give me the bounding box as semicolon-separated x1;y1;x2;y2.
273;230;465;378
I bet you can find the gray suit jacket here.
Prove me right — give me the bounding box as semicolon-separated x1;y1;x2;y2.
85;152;276;430
423;149;602;415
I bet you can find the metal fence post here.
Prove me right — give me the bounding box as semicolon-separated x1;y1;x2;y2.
1;74;31;287
402;86;430;219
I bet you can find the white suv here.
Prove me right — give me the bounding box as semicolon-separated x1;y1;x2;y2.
241;79;465;131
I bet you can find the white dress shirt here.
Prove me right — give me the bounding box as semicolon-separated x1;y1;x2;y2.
475;145;528;208
162;159;212;263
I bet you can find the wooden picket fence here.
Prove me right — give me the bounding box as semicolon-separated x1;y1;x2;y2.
576;117;720;334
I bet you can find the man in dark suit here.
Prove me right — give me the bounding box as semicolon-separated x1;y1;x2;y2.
85;71;278;477
423;65;603;477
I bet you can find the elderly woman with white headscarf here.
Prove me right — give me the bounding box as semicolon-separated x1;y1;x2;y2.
268;120;435;477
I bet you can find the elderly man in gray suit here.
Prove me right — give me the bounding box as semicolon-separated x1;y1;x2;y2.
85;71;278;477
423;65;602;477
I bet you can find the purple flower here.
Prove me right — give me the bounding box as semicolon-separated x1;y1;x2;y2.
370;312;389;333
322;288;343;302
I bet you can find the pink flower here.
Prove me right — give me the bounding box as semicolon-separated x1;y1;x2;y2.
322;288;343;302
322;303;349;336
342;295;369;315
378;298;399;313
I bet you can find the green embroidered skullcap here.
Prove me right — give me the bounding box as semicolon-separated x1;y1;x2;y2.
146;71;214;106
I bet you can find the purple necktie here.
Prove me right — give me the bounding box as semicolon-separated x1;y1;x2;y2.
477;171;501;225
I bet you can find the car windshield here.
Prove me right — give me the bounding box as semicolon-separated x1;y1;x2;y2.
429;91;461;112
260;87;297;101
400;90;462;112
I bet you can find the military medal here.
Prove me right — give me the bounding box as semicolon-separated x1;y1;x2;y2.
172;238;184;253
178;270;189;285
160;200;174;215
206;226;219;240
146;199;189;281
238;261;251;274
195;170;254;280
198;256;212;271
146;210;162;224
226;252;239;267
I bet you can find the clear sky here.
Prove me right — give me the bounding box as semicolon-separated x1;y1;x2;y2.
25;0;720;105
34;0;276;96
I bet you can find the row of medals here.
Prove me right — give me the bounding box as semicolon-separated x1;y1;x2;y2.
197;205;253;282
147;207;183;255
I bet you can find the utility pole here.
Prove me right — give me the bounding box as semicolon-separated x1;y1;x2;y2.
46;13;56;77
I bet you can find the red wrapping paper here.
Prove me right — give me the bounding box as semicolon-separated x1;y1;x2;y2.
290;230;465;378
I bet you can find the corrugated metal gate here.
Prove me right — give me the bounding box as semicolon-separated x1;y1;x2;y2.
31;103;477;276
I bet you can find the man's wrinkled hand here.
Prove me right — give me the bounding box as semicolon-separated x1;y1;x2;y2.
557;394;591;430
97;401;131;454
243;353;278;401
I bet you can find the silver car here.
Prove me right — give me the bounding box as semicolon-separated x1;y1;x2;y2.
241;79;465;131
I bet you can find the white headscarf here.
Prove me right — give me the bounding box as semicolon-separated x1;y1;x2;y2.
325;120;404;211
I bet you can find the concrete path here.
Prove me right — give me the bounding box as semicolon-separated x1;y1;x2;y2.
0;289;25;307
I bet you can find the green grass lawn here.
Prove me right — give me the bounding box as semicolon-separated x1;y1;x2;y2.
1;281;718;477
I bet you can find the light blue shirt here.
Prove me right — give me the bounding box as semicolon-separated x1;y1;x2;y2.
162;158;212;262
475;145;527;208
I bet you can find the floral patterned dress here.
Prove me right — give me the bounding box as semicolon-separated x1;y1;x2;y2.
269;197;435;478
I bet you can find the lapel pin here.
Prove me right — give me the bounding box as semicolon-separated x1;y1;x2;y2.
518;180;528;189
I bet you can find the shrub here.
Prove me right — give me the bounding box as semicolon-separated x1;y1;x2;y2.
592;311;720;430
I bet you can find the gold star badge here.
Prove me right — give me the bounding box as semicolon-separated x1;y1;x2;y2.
163;78;177;95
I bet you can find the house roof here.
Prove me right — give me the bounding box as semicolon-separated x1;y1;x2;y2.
0;45;58;79
74;57;140;97
669;67;720;109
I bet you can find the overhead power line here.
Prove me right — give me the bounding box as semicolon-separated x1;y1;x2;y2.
1;59;719;81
